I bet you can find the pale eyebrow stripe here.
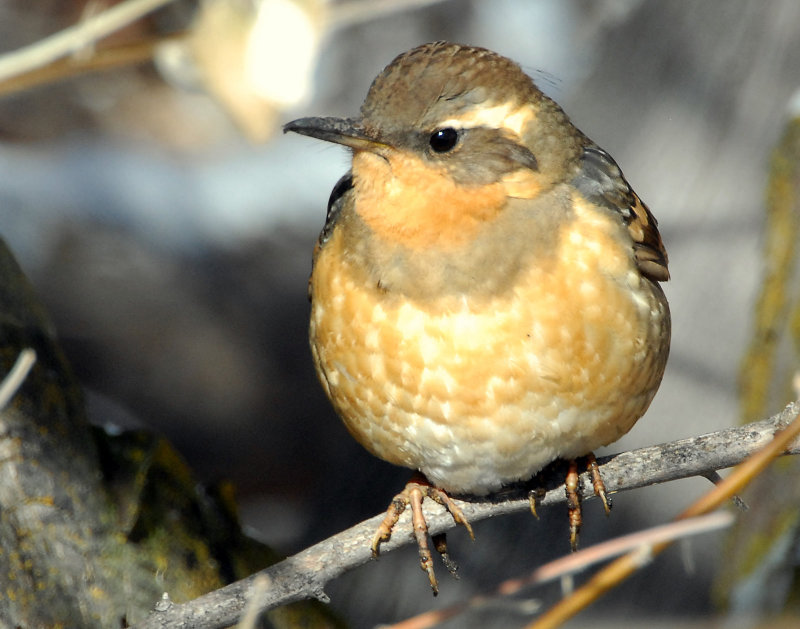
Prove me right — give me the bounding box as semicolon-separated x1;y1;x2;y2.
436;101;534;137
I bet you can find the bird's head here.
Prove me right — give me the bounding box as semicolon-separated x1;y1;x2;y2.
285;41;583;250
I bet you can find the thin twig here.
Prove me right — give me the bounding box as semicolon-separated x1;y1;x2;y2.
0;0;450;95
236;575;272;629
0;36;181;97
0;0;177;83
0;349;37;410
382;511;735;629
132;401;800;629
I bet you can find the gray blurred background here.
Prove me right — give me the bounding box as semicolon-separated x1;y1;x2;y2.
1;1;799;627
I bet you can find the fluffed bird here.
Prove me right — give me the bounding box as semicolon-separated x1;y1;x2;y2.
285;41;670;593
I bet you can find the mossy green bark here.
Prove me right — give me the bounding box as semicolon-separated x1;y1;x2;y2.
0;237;342;627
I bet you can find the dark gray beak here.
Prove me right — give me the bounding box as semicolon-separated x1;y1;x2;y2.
283;116;388;151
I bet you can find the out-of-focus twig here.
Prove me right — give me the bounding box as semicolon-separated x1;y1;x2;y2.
236;575;272;629
0;0;177;83
525;401;800;629
383;511;735;629
0;36;181;97
0;349;37;410
0;0;454;142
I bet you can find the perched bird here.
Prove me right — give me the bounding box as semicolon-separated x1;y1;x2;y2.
285;41;670;593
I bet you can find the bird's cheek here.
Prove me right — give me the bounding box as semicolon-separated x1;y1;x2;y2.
501;168;546;200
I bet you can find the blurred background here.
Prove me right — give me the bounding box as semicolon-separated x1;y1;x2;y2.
1;0;799;627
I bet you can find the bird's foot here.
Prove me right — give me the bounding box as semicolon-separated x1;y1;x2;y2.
370;474;474;595
587;452;612;514
566;453;612;551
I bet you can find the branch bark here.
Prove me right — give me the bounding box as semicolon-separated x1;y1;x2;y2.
133;401;800;629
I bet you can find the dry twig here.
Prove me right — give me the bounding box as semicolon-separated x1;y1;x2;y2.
383;511;735;629
526;402;800;629
133;401;800;629
0;0;177;83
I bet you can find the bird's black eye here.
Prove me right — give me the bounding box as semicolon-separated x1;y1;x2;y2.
429;127;459;153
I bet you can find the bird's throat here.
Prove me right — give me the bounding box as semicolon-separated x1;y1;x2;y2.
351;150;507;251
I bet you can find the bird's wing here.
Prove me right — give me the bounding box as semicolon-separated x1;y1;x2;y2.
320;172;354;246
308;172;354;300
571;146;669;282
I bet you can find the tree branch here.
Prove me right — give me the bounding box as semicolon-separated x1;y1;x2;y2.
133;401;800;629
0;0;177;83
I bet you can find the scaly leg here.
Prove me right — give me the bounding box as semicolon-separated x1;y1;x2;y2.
566;454;613;550
587;452;611;514
565;459;582;551
370;474;474;594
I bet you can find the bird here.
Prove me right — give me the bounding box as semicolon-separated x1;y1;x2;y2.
284;41;670;593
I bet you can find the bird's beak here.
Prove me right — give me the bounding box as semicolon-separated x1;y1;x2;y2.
283;116;388;152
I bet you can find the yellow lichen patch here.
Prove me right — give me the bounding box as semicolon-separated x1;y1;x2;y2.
28;495;55;507
89;585;108;600
352;150;507;250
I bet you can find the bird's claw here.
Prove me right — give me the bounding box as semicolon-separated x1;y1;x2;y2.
371;475;474;595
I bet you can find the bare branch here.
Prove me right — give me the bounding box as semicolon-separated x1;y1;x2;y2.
0;0;177;83
526;400;800;629
132;401;800;629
